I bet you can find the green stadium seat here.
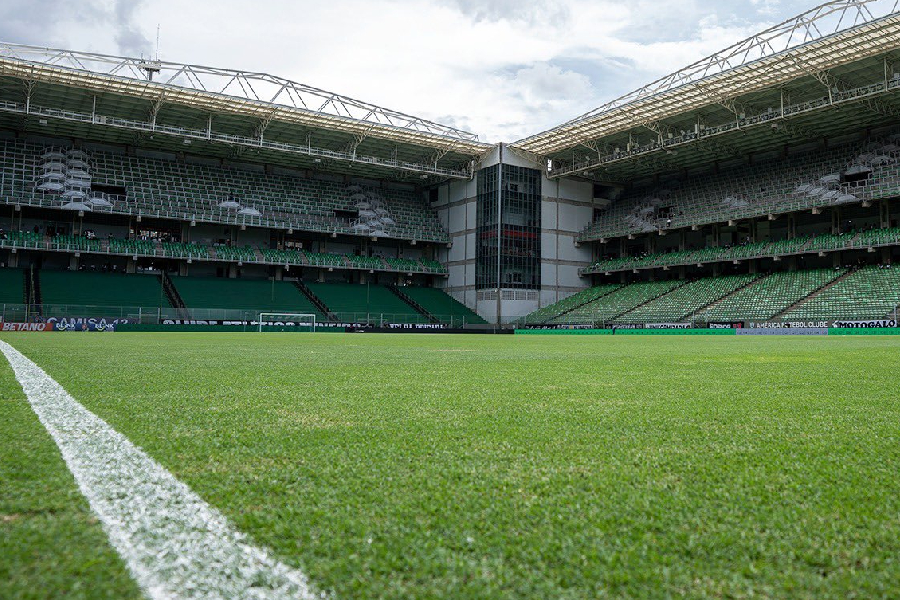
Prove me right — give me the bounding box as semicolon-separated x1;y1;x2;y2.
399;287;487;325
39;271;169;310
170;277;324;319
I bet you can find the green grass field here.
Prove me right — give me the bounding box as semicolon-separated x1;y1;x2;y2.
2;332;900;599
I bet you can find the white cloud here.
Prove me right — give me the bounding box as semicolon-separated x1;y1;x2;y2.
0;0;823;142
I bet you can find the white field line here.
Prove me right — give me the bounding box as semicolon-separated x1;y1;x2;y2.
0;340;321;600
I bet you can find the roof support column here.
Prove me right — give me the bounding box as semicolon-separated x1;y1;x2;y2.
22;80;34;115
149;96;164;131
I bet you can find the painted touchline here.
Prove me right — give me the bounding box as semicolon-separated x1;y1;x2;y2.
0;340;322;600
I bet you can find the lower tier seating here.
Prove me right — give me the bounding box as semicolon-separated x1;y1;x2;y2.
524;266;900;324
306;282;423;324
39;271;168;308
171;277;323;318
699;269;844;322
0;268;24;304
522;284;622;324
618;274;759;323
782;266;900;320
399;286;487;325
551;280;685;324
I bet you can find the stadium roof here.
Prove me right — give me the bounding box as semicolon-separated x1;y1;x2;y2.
0;42;493;182
514;0;900;181
0;0;898;187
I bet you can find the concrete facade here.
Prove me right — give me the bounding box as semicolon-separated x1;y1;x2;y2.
432;144;594;324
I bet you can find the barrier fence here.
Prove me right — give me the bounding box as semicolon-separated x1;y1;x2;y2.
0;303;479;329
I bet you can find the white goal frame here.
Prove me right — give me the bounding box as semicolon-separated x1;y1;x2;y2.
257;313;317;332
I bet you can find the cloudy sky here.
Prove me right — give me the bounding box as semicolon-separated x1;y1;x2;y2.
0;0;823;142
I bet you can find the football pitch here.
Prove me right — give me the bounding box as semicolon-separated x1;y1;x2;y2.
2;333;900;599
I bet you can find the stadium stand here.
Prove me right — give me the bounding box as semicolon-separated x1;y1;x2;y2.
522;284;623;324
582;230;900;275
697;269;845;322
782;266;900;321
39;271;168;309
261;248;306;266
305;282;425;324
2;15;899;329
518;266;900;325
398;287;488;325
163;242;210;259
0;268;24;304
551;280;684;324
213;245;258;263
0;140;450;243
419;259;448;275
617;274;759;323
109;237;158;255
1;230;43;249
170;277;323;318
580;135;900;241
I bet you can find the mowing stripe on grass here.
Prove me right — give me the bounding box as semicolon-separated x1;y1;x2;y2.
0;340;320;600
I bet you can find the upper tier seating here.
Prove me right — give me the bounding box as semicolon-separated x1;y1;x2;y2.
399;286;487;325
0;140;448;243
419;259;448;274
213;245;258;263
110;238;157;255
0;268;24;304
171;277;323;318
782;266;900;321
261;248;306;265
854;226;900;248
698;269;844;322
0;230;43;249
582;228;900;274
39;271;168;308
347;255;384;270
617;274;759;323
551;280;684;324
305;282;424;324
581;134;900;240
162;242;210;259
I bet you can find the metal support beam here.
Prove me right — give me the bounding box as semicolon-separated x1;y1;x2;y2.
149;95;165;131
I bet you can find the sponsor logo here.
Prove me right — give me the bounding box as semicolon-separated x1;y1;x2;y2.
0;322;53;332
524;324;592;330
737;327;829;336
645;322;691;329
749;321;829;329
708;322;743;329
832;319;897;328
47;317;124;331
